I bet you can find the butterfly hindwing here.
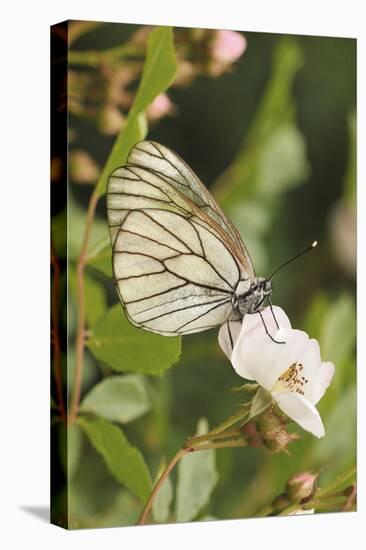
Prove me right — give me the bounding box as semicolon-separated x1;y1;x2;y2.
107;140;253;336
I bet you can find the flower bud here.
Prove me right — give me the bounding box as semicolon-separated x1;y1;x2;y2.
258;407;284;439
146;94;174;122
211;30;247;64
272;493;291;512
241;421;258;436
264;430;299;454
285;472;318;502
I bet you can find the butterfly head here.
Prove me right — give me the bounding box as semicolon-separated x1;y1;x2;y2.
235;277;272;317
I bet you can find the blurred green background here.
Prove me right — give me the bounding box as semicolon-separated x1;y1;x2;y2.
51;22;356;528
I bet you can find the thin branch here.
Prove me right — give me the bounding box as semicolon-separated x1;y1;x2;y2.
51;240;66;422
343;484;357;511
187;438;248;452
68;190;99;423
186;427;243;445
68;43;144;67
137;447;190;526
137;434;248;526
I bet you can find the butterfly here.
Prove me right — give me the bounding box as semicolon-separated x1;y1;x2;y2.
106;140;274;348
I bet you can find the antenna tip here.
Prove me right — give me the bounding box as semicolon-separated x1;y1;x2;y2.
312;240;318;248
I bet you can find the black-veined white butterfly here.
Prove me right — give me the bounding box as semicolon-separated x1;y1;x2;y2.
106;141;315;347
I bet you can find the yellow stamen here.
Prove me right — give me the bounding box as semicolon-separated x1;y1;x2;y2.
273;362;308;395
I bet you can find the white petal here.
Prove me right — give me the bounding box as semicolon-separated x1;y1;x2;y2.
239;306;292;341
218;320;242;359
232;324;309;390
273;392;325;438
313;361;335;404
299;340;335;404
298;339;322;403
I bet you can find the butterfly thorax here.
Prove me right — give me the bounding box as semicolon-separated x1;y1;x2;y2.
235;277;272;316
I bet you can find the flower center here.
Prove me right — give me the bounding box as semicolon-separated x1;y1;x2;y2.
273;362;308;395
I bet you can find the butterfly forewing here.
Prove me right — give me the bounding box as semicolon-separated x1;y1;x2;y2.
107;140;254;336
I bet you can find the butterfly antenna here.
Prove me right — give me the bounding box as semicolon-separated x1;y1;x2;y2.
269;241;318;280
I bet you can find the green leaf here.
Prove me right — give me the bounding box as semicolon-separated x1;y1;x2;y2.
344;112;356;207
313;384;356;468
66;346;99;392
176;418;218;522
131;27;177;114
80;374;151;424
303;292;330;337
68;193;109;260
316;465;356;498
152;458;174;523
320;294;356;369
88;304;181;375
58;423;83;481
87;244;113;278
256;123;309;195
69;266;107;328
249;387;273;420
95;27;178;197
214;38;305;207
78;416;152;502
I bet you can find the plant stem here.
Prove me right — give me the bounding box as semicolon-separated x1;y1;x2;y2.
51;241;66;423
187;438;248;452
137;447;191;526
137;435;248;526
278;503;304;516
202;407;250;437
186;427;243;445
68;43;144;67
343;484;357;511
68;190;99;423
255;504;273;517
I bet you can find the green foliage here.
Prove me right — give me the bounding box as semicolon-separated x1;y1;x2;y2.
94;26;178;197
68;193;109;260
256;124;309;195
152;458;174;523
132;27;177;114
211;38;309;273
52;24;356;527
316;465;356;498
59;423;83;481
80;374;151;423
88;304;181;375
78;416;152;502
344;112;356;206
69;267;107;328
175;419;218;522
320;294;356;375
214;38;306;202
314;385;356;474
87;247;113;278
249;387;272;420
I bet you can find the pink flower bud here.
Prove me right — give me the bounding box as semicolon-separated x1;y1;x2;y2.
242;421;258;436
70;150;100;184
286;472;318;502
211;30;247;64
147;94;174;122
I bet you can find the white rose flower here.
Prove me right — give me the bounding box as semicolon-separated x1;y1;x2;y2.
219;306;335;438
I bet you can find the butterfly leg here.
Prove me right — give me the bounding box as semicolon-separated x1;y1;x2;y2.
267;296;280;330
257;310;285;344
